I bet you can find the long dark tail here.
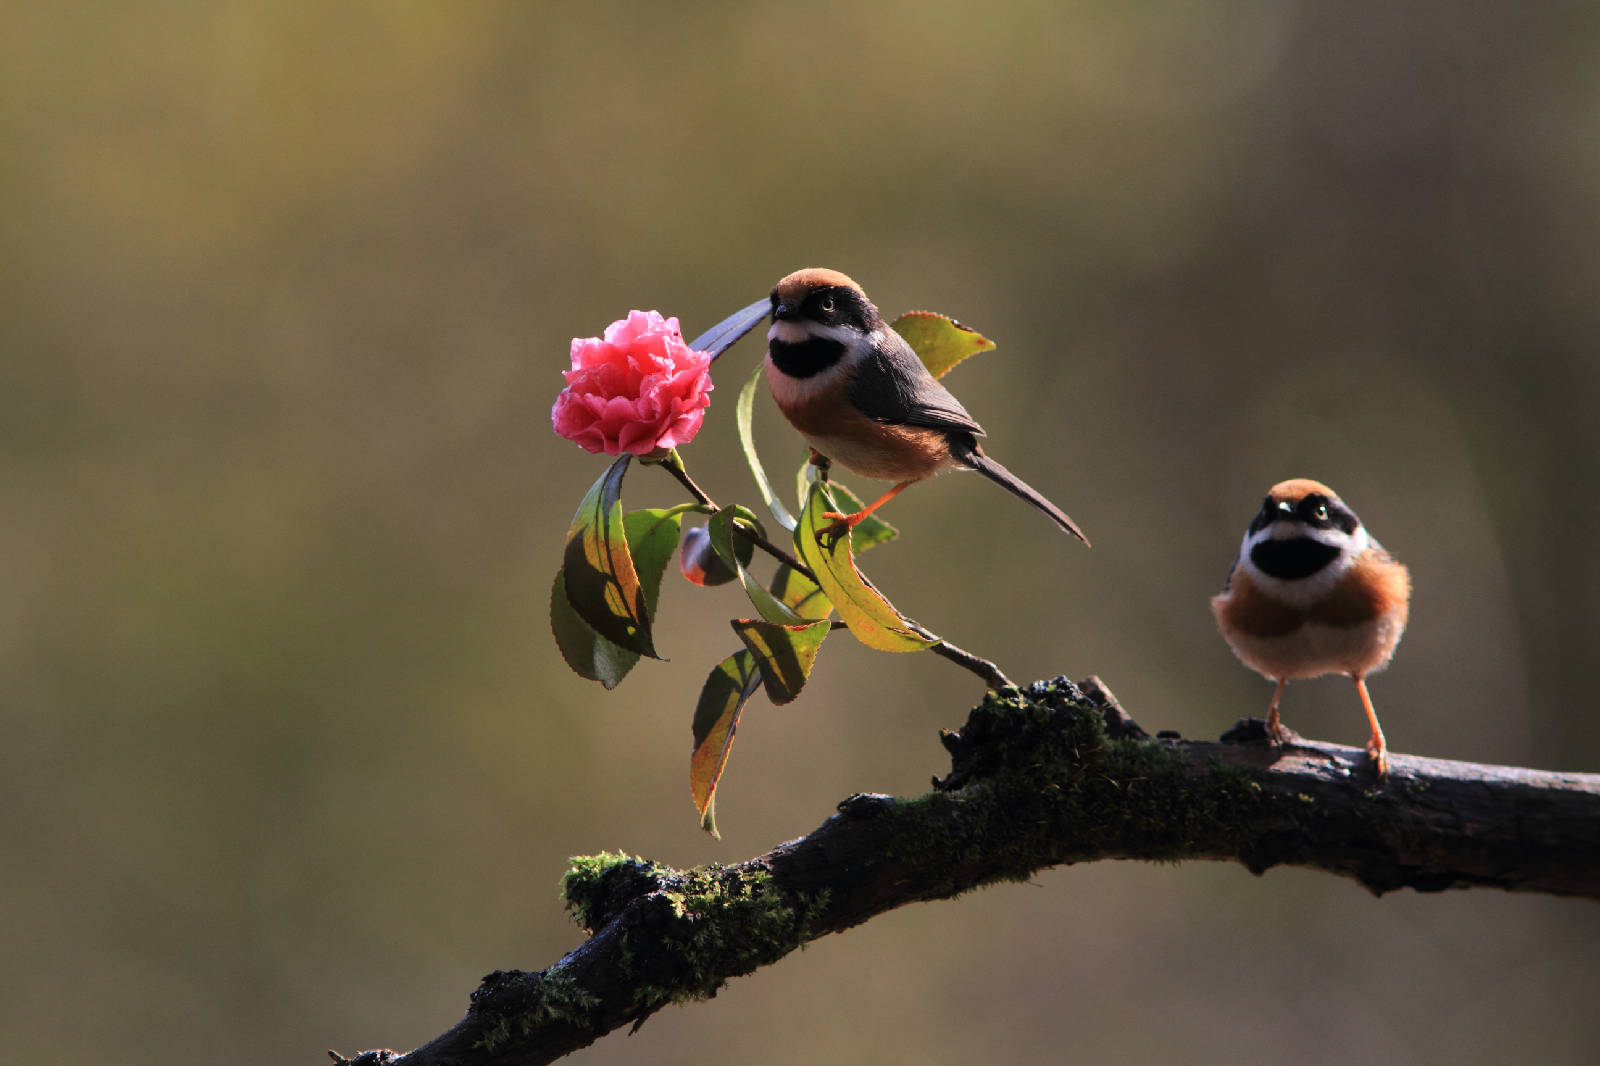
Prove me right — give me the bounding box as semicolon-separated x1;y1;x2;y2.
950;436;1090;546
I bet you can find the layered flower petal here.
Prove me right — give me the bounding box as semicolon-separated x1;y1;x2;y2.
552;310;714;456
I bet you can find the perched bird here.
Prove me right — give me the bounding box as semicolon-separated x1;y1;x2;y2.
1211;478;1411;777
764;267;1088;545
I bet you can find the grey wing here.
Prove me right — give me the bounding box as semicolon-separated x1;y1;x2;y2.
846;331;986;437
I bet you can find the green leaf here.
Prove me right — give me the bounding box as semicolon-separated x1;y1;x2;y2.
770;564;832;622
732;618;831;706
549;569;640;689
737;364;798;531
794;476;937;653
561;455;660;658
690;649;763;838
821;481;899;553
624;507;684;617
690;297;771;362
890;311;996;380
550;507;682;688
707;505;804;625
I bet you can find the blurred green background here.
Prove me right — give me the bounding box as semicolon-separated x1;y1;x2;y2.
4;3;1598;1063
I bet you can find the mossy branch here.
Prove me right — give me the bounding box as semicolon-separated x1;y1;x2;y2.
336;677;1600;1066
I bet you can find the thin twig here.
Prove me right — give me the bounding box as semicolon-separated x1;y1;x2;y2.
807;459;1011;689
911;623;1012;689
652;454;813;578
652;454;1011;691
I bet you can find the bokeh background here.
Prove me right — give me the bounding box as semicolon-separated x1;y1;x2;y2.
4;3;1598;1063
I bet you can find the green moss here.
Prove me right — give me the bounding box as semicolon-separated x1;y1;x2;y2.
556;852;822;1012
561;851;668;932
623;861;819;1004
472;966;603;1054
870;676;1308;896
524;968;601;1028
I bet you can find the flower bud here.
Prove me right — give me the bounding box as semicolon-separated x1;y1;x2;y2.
679;525;737;586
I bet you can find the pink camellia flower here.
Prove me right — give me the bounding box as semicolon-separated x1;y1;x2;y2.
552;310;714;456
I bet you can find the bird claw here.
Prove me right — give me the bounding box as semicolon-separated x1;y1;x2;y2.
1366;741;1390;779
818;511;856;549
1264;706;1291;746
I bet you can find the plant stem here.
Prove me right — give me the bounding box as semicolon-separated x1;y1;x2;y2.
654;452;814;578
911;624;1013;690
653;452;1013;691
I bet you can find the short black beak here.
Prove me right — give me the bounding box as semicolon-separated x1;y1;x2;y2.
772;301;797;322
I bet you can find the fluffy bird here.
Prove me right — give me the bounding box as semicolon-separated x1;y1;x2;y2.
763;267;1088;545
1211;478;1411;777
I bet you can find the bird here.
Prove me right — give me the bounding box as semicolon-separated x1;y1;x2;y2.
1210;478;1411;777
763;267;1088;546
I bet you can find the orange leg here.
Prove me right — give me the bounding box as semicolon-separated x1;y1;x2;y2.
1354;675;1389;778
822;480;915;541
1265;678;1288;744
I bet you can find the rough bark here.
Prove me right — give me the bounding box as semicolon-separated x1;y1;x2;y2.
335;677;1600;1066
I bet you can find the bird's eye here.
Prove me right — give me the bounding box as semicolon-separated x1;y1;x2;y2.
820;296;836;314
1313;503;1329;521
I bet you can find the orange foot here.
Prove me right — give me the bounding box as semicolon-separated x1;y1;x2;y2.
1354;676;1389;781
1366;740;1390;780
1265;681;1290;745
819;510;865;549
816;480;915;548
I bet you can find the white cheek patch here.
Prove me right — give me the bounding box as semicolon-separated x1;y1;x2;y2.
1248;523;1363;550
1238;523;1368;607
768;320;809;344
767;320;860;346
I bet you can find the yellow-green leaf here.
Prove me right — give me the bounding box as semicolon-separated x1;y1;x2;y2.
770;564;832;622
550;507;681;688
561;455;659;658
732;618;832;705
690;649;762;838
890;311;996;380
549;570;639;689
794;477;937;653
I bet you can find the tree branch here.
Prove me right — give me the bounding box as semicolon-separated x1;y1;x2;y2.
336;676;1600;1066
